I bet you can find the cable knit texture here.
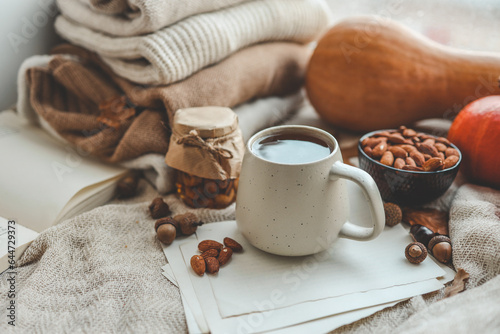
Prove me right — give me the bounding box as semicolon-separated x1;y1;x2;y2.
57;0;252;36
55;0;330;85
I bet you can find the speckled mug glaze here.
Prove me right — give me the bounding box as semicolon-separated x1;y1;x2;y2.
236;125;385;256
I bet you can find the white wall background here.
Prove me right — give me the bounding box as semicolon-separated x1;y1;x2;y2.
0;0;60;110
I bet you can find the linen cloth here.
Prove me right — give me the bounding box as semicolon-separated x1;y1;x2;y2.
55;0;330;84
1;170;499;333
57;0;252;36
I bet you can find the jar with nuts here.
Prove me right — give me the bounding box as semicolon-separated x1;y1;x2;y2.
165;107;245;209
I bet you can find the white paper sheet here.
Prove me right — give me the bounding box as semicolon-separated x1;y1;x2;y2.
161;264;178;287
179;237;443;334
264;301;400;334
162;235;210;333
163;223;443;334
194;221;445;318
161;267;401;334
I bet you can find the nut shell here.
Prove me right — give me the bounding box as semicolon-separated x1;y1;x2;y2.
149;197;171;219
428;235;452;263
116;174;139;198
384;203;402;227
155;217;179;232
405;242;427;264
174;213;202;235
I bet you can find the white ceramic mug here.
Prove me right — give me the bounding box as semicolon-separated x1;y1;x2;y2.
236;125;385;256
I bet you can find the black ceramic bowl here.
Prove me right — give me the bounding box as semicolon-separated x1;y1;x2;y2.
358;130;462;206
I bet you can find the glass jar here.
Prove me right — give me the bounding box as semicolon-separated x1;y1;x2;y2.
165;107;245;209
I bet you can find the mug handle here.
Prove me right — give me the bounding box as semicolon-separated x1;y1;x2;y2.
329;161;385;241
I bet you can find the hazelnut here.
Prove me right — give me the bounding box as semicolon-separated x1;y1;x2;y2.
405;242;427;264
428;235;452;263
384;203;402;227
149;197;171;219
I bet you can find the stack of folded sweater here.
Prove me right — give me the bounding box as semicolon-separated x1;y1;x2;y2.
18;0;331;192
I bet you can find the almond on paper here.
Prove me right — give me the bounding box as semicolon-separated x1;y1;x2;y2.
223;237;243;252
201;248;219;259
218;247;233;266
198;240;223;252
205;257;220;274
190;255;206;276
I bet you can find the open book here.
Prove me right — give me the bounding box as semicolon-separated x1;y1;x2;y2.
0;110;127;272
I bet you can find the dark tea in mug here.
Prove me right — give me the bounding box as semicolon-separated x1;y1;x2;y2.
251;133;333;164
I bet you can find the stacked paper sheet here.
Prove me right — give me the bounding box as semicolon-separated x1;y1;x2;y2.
161;183;454;333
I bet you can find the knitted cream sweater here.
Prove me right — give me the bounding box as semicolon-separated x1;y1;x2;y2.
57;0;252;36
55;0;331;85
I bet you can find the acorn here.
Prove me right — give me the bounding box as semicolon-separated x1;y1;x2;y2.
409;224;435;248
428;235;452;264
405;242;427;264
116;172;140;198
149;197;171;219
174;213;203;235
384;203;402;227
154;217;178;245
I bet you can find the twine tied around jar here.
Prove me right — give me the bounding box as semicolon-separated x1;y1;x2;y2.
177;130;233;162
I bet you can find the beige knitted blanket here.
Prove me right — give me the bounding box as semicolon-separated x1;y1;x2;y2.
0;176;499;333
55;0;330;84
57;0;252;36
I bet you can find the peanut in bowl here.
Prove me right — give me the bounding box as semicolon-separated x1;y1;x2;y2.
357;127;462;205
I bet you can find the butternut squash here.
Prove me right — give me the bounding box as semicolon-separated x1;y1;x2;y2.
306;16;500;131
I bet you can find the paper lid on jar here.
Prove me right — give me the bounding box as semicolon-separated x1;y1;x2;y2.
173;106;238;138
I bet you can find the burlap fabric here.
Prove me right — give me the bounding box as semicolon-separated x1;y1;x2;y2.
24;55;170;164
55;0;329;84
57;0;252;36
18;43;307;162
